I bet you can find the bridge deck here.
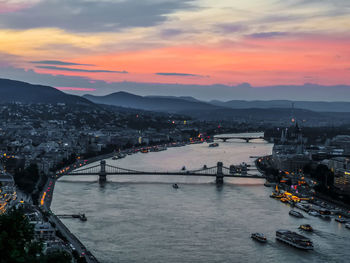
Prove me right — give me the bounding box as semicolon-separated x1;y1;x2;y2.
59;162;265;179
66;172;264;179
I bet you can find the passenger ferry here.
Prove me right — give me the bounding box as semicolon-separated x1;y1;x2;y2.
289;210;304;218
251;233;267;243
276;230;313;250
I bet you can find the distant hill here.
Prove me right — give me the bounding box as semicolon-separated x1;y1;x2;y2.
83;92;223;113
210;100;350;113
146;95;202;103
83;91;350;123
0;78;93;105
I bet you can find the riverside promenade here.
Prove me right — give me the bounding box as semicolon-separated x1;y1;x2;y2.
41;176;100;263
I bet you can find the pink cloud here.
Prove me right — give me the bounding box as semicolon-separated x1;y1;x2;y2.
0;1;36;13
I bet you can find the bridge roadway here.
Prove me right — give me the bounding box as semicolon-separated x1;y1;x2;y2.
214;136;264;142
59;161;265;183
67;171;264;178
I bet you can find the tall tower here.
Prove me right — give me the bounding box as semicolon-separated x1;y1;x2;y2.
290;102;296;124
281;129;286;143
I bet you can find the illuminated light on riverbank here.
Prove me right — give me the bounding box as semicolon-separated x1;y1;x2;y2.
41;192;46;206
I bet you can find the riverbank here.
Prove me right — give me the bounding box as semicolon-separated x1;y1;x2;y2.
256;154;350;218
40;175;100;262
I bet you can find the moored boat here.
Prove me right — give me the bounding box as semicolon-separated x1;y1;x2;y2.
308;210;320;217
140;148;149;153
289;210;304;218
335;216;347;223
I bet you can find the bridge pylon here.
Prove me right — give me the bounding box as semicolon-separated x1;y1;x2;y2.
99;160;107;183
216;162;224;185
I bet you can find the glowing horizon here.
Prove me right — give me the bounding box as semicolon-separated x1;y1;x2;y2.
0;0;349;91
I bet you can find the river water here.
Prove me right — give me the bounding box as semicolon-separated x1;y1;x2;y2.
52;133;350;263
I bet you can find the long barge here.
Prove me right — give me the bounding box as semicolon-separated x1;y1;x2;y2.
276;229;313;250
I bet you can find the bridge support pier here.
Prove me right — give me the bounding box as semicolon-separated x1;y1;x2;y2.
216;162;224;185
99;160;107;183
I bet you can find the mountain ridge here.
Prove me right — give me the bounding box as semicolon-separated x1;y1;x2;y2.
0;78;93;105
83;92;223;113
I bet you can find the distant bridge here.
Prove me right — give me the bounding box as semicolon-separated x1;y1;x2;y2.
214;136;264;143
58;161;264;184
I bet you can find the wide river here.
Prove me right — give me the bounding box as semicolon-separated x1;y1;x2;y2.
52;133;350;263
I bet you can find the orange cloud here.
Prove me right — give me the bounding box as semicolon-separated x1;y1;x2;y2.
34;34;350;86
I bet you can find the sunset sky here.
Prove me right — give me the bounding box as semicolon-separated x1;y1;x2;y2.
0;0;349;99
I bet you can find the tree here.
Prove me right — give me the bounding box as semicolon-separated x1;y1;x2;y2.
42;251;71;263
14;164;40;194
0;208;43;263
0;209;71;263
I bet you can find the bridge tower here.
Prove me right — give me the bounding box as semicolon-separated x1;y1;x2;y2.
216;162;224;185
99;160;107;183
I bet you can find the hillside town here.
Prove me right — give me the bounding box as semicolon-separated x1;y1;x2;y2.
1;101;350;262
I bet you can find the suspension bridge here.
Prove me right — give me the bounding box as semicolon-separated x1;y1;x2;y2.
57;160;265;184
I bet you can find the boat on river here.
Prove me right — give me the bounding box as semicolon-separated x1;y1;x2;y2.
251;233;267;243
308;210;320;217
299;224;313;232
289;210;304;218
276;230;313;250
335;216;347;223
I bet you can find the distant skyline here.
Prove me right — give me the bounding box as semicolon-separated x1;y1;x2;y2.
0;0;350;100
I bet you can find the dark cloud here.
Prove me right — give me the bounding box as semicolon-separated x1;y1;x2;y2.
30;60;94;66
36;66;128;74
282;0;350;7
0;52;20;67
278;0;350;17
155;72;206;77
0;0;195;32
1;65;350;101
160;29;184;38
247;32;288;38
